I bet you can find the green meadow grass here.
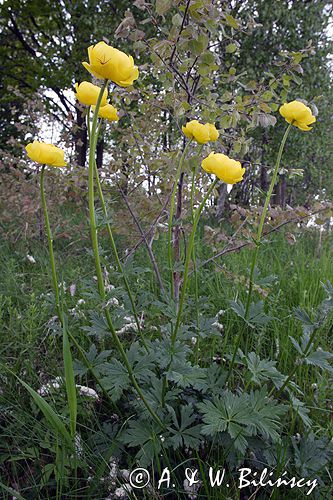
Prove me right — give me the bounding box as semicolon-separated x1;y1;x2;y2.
0;222;332;499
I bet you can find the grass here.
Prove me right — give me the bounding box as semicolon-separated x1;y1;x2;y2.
0;217;332;499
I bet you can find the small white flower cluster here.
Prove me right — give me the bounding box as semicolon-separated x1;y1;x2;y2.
183;477;202;500
212;309;225;333
26;254;36;264
103;461;133;499
105;297;119;308
116;316;138;335
38;377;99;401
68;298;86;319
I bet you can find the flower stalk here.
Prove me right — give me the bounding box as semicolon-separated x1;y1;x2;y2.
168;140;192;299
87;83;163;427
171;178;218;347
40;166;63;323
244;123;292;319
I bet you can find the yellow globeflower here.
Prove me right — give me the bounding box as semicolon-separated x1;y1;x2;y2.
279;100;316;131
82;41;139;87
202;152;245;184
182;120;219;144
92;103;119;122
74;81;108;107
205;123;219;141
25;141;66;167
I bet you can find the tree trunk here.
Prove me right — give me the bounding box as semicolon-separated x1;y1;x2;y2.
274;174;286;207
216;183;228;219
74;106;87;167
96;137;104;169
260;164;268;192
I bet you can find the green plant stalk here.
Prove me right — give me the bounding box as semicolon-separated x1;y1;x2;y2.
93;161;147;349
168;140;192;299
244;123;292;319
88;81;108;297
171;178;218;346
40;166;63;323
41;166;77;438
88;84;163;428
190;146;203;361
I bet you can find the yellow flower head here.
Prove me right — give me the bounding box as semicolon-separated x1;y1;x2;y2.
182;120;219;144
279;100;316;131
74;81;108;107
202;152;245;184
25;141;66;167
82;41;139;87
205;123;219;141
92;103;119;122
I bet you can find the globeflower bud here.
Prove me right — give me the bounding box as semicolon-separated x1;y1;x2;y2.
279;100;316;131
82;41;139;87
25;141;67;167
92;103;119;122
74;81;108;107
182;120;219;144
202;152;245;184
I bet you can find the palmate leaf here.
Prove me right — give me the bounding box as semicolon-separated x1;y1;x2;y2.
293;433;333;477
202;365;228;395
132;376;181;415
167;404;201;450
241;351;286;388
305;349;333;372
198;391;253;453
73;344;111;377
99;359;130;401
229;299;272;327
126;342;156;381
198;388;286;454
149;339;191;369
122;419;163;466
294;307;317;335
247;387;287;442
167;362;207;390
290;396;312;427
289;333;333;372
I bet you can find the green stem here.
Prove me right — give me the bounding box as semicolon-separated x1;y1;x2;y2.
190;146;203;360
171;178;218;347
40;165;117;411
88;83;163;428
88;81;108;298
168;140;192;299
93;161;147;350
244;123;292;319
40;166;63;323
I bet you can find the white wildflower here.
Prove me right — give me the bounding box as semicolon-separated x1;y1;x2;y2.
191;336;197;346
77;385;99;400
26;254;36;264
212;320;224;332
38;376;63;396
115;484;132;498
69;283;77;297
183;476;202;500
106;297;119;307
